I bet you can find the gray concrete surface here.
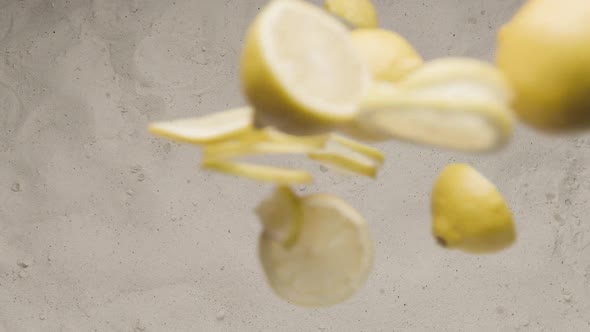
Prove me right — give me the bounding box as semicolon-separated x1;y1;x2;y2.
1;0;590;331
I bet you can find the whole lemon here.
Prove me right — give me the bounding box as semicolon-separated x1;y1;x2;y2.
496;0;590;131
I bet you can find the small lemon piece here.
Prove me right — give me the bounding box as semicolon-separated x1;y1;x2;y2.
256;186;303;248
350;28;423;83
325;0;378;29
259;193;373;307
202;160;312;185
496;0;590;131
241;0;371;134
148;107;253;144
431;163;516;254
355;59;515;151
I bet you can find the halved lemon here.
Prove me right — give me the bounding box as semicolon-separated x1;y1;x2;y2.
259;193;374;307
241;0;371;134
256;186;303;248
148;107;253;144
324;0;378;29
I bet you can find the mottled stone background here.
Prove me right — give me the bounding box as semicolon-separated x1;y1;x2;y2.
1;0;589;331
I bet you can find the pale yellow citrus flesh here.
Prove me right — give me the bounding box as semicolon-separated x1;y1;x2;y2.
431;163;516;253
256;186;303;248
259;193;373;307
241;0;371;134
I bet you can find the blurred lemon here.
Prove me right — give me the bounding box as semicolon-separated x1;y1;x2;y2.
259;192;373;307
431;163;516;254
350;28;423;83
496;0;590;131
241;0;371;134
325;0;378;28
354;58;515;151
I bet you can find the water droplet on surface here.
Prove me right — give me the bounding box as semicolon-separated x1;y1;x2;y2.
319;165;329;173
298;185;307;192
137;173;145;182
565;199;572;206
17;257;32;268
39;313;46;320
216;309;226;320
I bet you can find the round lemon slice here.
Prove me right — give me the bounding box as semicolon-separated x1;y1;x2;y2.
431;163;516;253
241;0;371;134
356;70;515;152
324;0;378;29
259;193;374;307
148;107;253;144
256;186;303;248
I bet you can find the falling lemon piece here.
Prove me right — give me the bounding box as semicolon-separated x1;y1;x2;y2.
202;160;312;185
350;28;423;83
256;186;303;248
241;0;371;134
308;134;383;178
148;107;254;144
496;0;590;131
324;0;378;29
431;163;516;254
355;58;515;151
259;192;373;307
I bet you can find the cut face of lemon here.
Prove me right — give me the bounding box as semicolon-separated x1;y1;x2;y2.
202;160;312;185
259;193;373;307
241;0;371;134
431;163;516;253
148;107;254;144
324;0;378;29
355;59;516;151
256;186;303;248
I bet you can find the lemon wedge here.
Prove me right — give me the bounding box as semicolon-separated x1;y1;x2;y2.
256;186;303;248
355;59;515;151
259;192;373;307
241;0;371;134
148;107;254;144
431;163;516;254
324;0;378;29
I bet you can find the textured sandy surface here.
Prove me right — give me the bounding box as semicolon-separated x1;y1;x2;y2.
1;0;590;331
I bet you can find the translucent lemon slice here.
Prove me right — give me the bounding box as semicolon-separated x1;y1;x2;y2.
241;0;371;134
356;69;515;152
256;186;303;248
259;193;374;307
202;160;312;185
148;107;253;144
431;163;516;253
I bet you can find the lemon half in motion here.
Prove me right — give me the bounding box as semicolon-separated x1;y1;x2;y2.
355;58;515;152
431;163;516;254
496;0;590;131
258;191;374;307
241;0;371;134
